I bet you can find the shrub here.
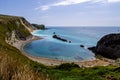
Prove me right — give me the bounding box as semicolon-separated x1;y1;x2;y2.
55;63;80;71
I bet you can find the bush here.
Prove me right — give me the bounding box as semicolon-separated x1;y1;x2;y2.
55;63;80;71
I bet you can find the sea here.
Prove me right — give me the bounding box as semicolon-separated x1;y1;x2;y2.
23;27;120;62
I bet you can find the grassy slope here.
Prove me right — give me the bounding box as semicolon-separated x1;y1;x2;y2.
0;14;120;80
0;15;49;80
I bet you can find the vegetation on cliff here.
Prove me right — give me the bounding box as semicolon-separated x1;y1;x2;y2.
0;14;49;80
0;14;120;80
32;24;45;30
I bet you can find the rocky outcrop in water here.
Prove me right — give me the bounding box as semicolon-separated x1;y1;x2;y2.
53;35;68;42
89;33;120;59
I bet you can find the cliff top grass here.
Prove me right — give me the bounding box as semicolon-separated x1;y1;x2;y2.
0;14;31;38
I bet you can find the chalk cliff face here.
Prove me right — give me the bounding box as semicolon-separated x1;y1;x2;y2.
0;14;34;46
95;33;120;59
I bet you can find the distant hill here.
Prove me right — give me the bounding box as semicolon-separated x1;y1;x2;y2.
32;24;45;30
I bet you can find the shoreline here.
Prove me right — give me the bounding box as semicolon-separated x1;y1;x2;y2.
16;36;112;67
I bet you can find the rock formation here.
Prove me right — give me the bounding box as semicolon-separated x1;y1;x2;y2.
53;35;68;42
0;14;35;46
89;33;120;59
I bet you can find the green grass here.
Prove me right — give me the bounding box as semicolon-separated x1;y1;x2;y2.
0;14;120;80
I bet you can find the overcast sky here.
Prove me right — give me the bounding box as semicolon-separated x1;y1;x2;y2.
0;0;120;26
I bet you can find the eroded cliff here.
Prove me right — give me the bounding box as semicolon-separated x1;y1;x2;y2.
0;14;34;46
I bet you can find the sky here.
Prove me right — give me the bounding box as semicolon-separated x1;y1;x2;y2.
0;0;120;26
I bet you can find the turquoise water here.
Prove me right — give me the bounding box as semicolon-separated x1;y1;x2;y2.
23;27;120;62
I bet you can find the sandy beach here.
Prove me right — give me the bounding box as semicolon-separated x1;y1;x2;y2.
14;36;113;67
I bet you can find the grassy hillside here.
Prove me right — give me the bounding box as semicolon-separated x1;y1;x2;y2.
0;14;49;79
0;14;120;80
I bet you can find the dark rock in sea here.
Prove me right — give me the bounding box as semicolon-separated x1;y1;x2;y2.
53;32;56;34
69;41;71;43
80;45;84;48
88;47;96;53
53;35;68;42
95;33;120;59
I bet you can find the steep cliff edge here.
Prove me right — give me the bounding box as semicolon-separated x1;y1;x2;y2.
0;14;35;46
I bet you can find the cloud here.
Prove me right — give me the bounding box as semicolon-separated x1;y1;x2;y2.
36;0;120;11
52;0;90;6
108;0;120;3
36;0;91;11
40;6;50;11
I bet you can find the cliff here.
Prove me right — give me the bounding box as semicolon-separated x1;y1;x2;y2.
96;33;120;59
88;33;120;59
0;14;36;46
